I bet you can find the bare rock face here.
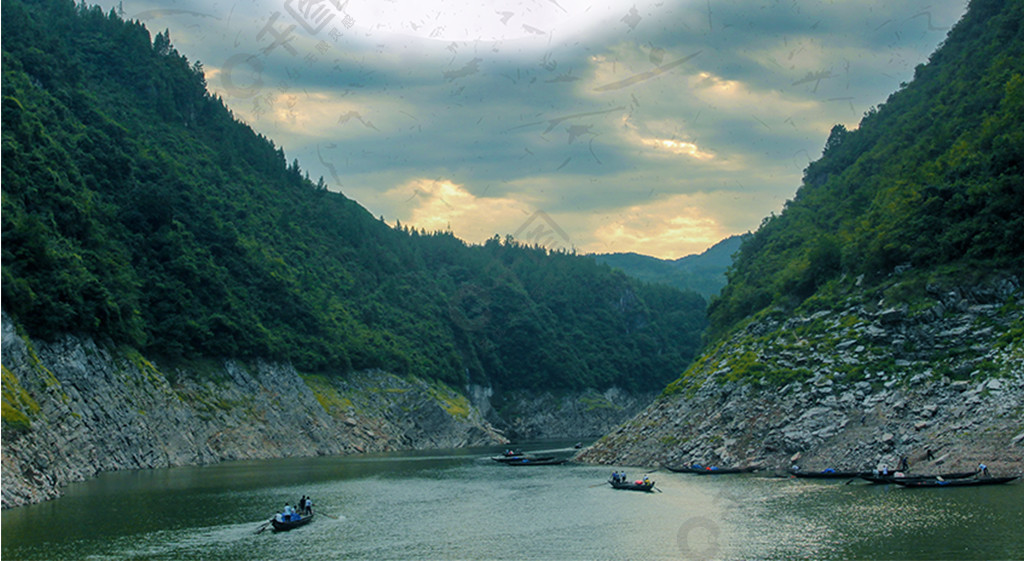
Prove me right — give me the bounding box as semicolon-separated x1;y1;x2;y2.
577;277;1024;475
1;315;506;509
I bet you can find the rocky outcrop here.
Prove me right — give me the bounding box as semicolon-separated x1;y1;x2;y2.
1;316;506;509
578;276;1024;475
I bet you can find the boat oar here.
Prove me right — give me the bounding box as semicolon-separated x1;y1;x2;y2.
254;519;273;534
589;482;610;488
319;512;339;520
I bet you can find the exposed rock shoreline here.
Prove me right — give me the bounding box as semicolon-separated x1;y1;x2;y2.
1;316;507;509
578;277;1024;476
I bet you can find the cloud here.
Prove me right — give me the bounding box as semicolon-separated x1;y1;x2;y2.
380;177;533;242
98;0;967;260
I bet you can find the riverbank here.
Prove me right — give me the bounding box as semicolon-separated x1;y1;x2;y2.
1;315;509;509
577;277;1024;475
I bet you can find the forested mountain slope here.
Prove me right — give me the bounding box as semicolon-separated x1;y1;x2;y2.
0;0;707;395
708;0;1023;341
579;0;1023;472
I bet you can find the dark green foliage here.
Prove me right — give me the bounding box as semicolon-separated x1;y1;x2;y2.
708;0;1024;340
1;0;707;392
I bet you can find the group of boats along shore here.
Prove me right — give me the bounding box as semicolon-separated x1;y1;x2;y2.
662;462;1020;488
258;451;1021;532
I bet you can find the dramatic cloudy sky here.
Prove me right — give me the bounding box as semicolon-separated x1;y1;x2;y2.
97;0;967;258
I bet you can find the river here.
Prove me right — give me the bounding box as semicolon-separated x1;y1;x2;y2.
3;442;1022;560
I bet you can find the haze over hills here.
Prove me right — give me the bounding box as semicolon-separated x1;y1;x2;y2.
593;235;747;300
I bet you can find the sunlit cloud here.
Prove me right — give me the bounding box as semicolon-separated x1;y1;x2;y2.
639;137;715;160
587;194;728;258
382;178;531;242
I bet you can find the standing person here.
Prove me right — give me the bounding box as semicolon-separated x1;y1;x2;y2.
979;463;990;477
306;496;313;515
898;456;909;472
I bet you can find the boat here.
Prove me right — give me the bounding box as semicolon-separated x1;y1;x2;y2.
504;458;567;466
663;464;757;474
491;455;555;463
860;470;979;484
271;511;314;531
791;470;871;479
893;475;1019;488
609;479;655;492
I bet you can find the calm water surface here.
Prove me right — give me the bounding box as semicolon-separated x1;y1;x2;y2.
3;442;1022;560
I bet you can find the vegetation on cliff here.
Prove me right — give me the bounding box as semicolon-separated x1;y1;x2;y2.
707;0;1024;342
1;0;706;392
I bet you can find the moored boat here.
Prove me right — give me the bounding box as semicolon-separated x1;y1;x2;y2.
504;458;567;466
791;470;871;479
664;464;758;474
491;455;555;463
893;475;1019;488
860;470;979;484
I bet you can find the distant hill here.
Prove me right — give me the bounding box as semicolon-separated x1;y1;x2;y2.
592;235;747;299
0;0;707;393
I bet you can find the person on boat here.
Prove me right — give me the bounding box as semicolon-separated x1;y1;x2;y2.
305;497;314;514
642;475;652;486
611;471;620;483
281;503;295;522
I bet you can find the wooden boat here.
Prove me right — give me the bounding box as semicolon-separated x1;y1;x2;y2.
894;475;1019;488
609;479;655;492
271;512;314;531
860;470;979;484
690;467;758;475
491;455;554;463
791;470;871;479
504;457;567;466
664;464;757;474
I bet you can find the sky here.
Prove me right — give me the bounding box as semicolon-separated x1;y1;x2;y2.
95;0;968;258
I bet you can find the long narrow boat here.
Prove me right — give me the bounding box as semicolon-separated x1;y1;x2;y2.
894;476;1019;488
860;470;979;484
664;464;758;474
791;470;871;479
690;467;759;475
491;455;555;463
504;458;567;466
609;479;655;492
271;512;314;531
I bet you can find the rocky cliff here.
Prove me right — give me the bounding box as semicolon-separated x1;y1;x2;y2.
0;315;507;509
578;276;1024;475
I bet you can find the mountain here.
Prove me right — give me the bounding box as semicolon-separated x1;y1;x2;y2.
0;0;707;395
707;0;1023;341
580;0;1024;472
592;235;747;299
